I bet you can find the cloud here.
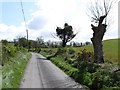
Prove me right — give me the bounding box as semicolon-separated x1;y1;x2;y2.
0;24;25;40
33;0;95;42
0;0;37;2
36;0;118;42
28;15;46;30
0;0;118;42
0;23;44;41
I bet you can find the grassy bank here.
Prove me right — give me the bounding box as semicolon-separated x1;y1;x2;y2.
73;38;119;63
2;51;31;88
50;56;120;90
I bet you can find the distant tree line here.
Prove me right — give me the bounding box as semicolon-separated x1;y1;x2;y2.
13;36;91;49
1;36;91;52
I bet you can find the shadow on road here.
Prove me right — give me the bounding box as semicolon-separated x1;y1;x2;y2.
37;57;49;60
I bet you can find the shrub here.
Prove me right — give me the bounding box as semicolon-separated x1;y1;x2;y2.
55;48;67;55
2;45;20;65
72;49;120;90
68;48;75;54
73;49;93;68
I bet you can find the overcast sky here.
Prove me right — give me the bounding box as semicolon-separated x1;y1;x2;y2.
0;0;119;43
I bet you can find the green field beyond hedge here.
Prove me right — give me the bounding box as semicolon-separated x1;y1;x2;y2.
41;38;119;64
74;38;119;63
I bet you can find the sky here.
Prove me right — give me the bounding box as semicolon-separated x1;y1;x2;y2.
0;0;119;43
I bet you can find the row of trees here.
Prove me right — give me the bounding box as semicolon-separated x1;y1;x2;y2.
13;36;90;49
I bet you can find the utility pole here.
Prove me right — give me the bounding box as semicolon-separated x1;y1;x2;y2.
20;0;29;51
26;29;29;51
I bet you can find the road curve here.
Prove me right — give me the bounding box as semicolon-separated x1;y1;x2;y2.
20;53;84;88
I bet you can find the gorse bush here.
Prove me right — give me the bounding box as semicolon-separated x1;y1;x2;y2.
2;42;31;88
55;48;67;55
2;45;20;66
3;46;17;56
73;49;94;68
68;48;75;54
30;48;41;53
77;49;93;62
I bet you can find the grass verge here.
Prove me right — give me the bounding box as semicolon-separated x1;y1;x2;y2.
49;56;120;90
2;51;32;88
47;56;89;89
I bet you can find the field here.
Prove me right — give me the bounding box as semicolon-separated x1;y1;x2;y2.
41;38;119;64
73;38;119;63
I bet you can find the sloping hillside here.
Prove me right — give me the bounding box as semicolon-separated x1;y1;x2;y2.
75;38;119;63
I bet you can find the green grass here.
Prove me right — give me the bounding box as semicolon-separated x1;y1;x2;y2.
50;57;88;88
103;39;119;63
2;51;31;88
51;57;78;74
72;38;119;63
41;38;119;64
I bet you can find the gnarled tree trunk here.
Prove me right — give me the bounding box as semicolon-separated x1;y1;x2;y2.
91;24;107;63
88;0;114;63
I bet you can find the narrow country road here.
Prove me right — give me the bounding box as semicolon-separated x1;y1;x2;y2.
20;53;84;88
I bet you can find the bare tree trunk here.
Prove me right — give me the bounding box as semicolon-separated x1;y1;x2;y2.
62;40;66;47
62;35;66;47
88;0;114;63
91;24;107;63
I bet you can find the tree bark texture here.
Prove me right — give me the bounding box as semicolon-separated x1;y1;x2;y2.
91;24;107;63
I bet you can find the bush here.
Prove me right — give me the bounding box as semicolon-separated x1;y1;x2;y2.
2;46;18;65
68;48;75;54
55;48;67;55
73;49;93;68
2;51;31;88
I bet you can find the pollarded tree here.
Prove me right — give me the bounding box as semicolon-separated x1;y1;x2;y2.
56;23;76;47
88;0;114;63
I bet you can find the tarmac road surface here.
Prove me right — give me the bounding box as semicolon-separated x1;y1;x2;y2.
20;53;84;89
